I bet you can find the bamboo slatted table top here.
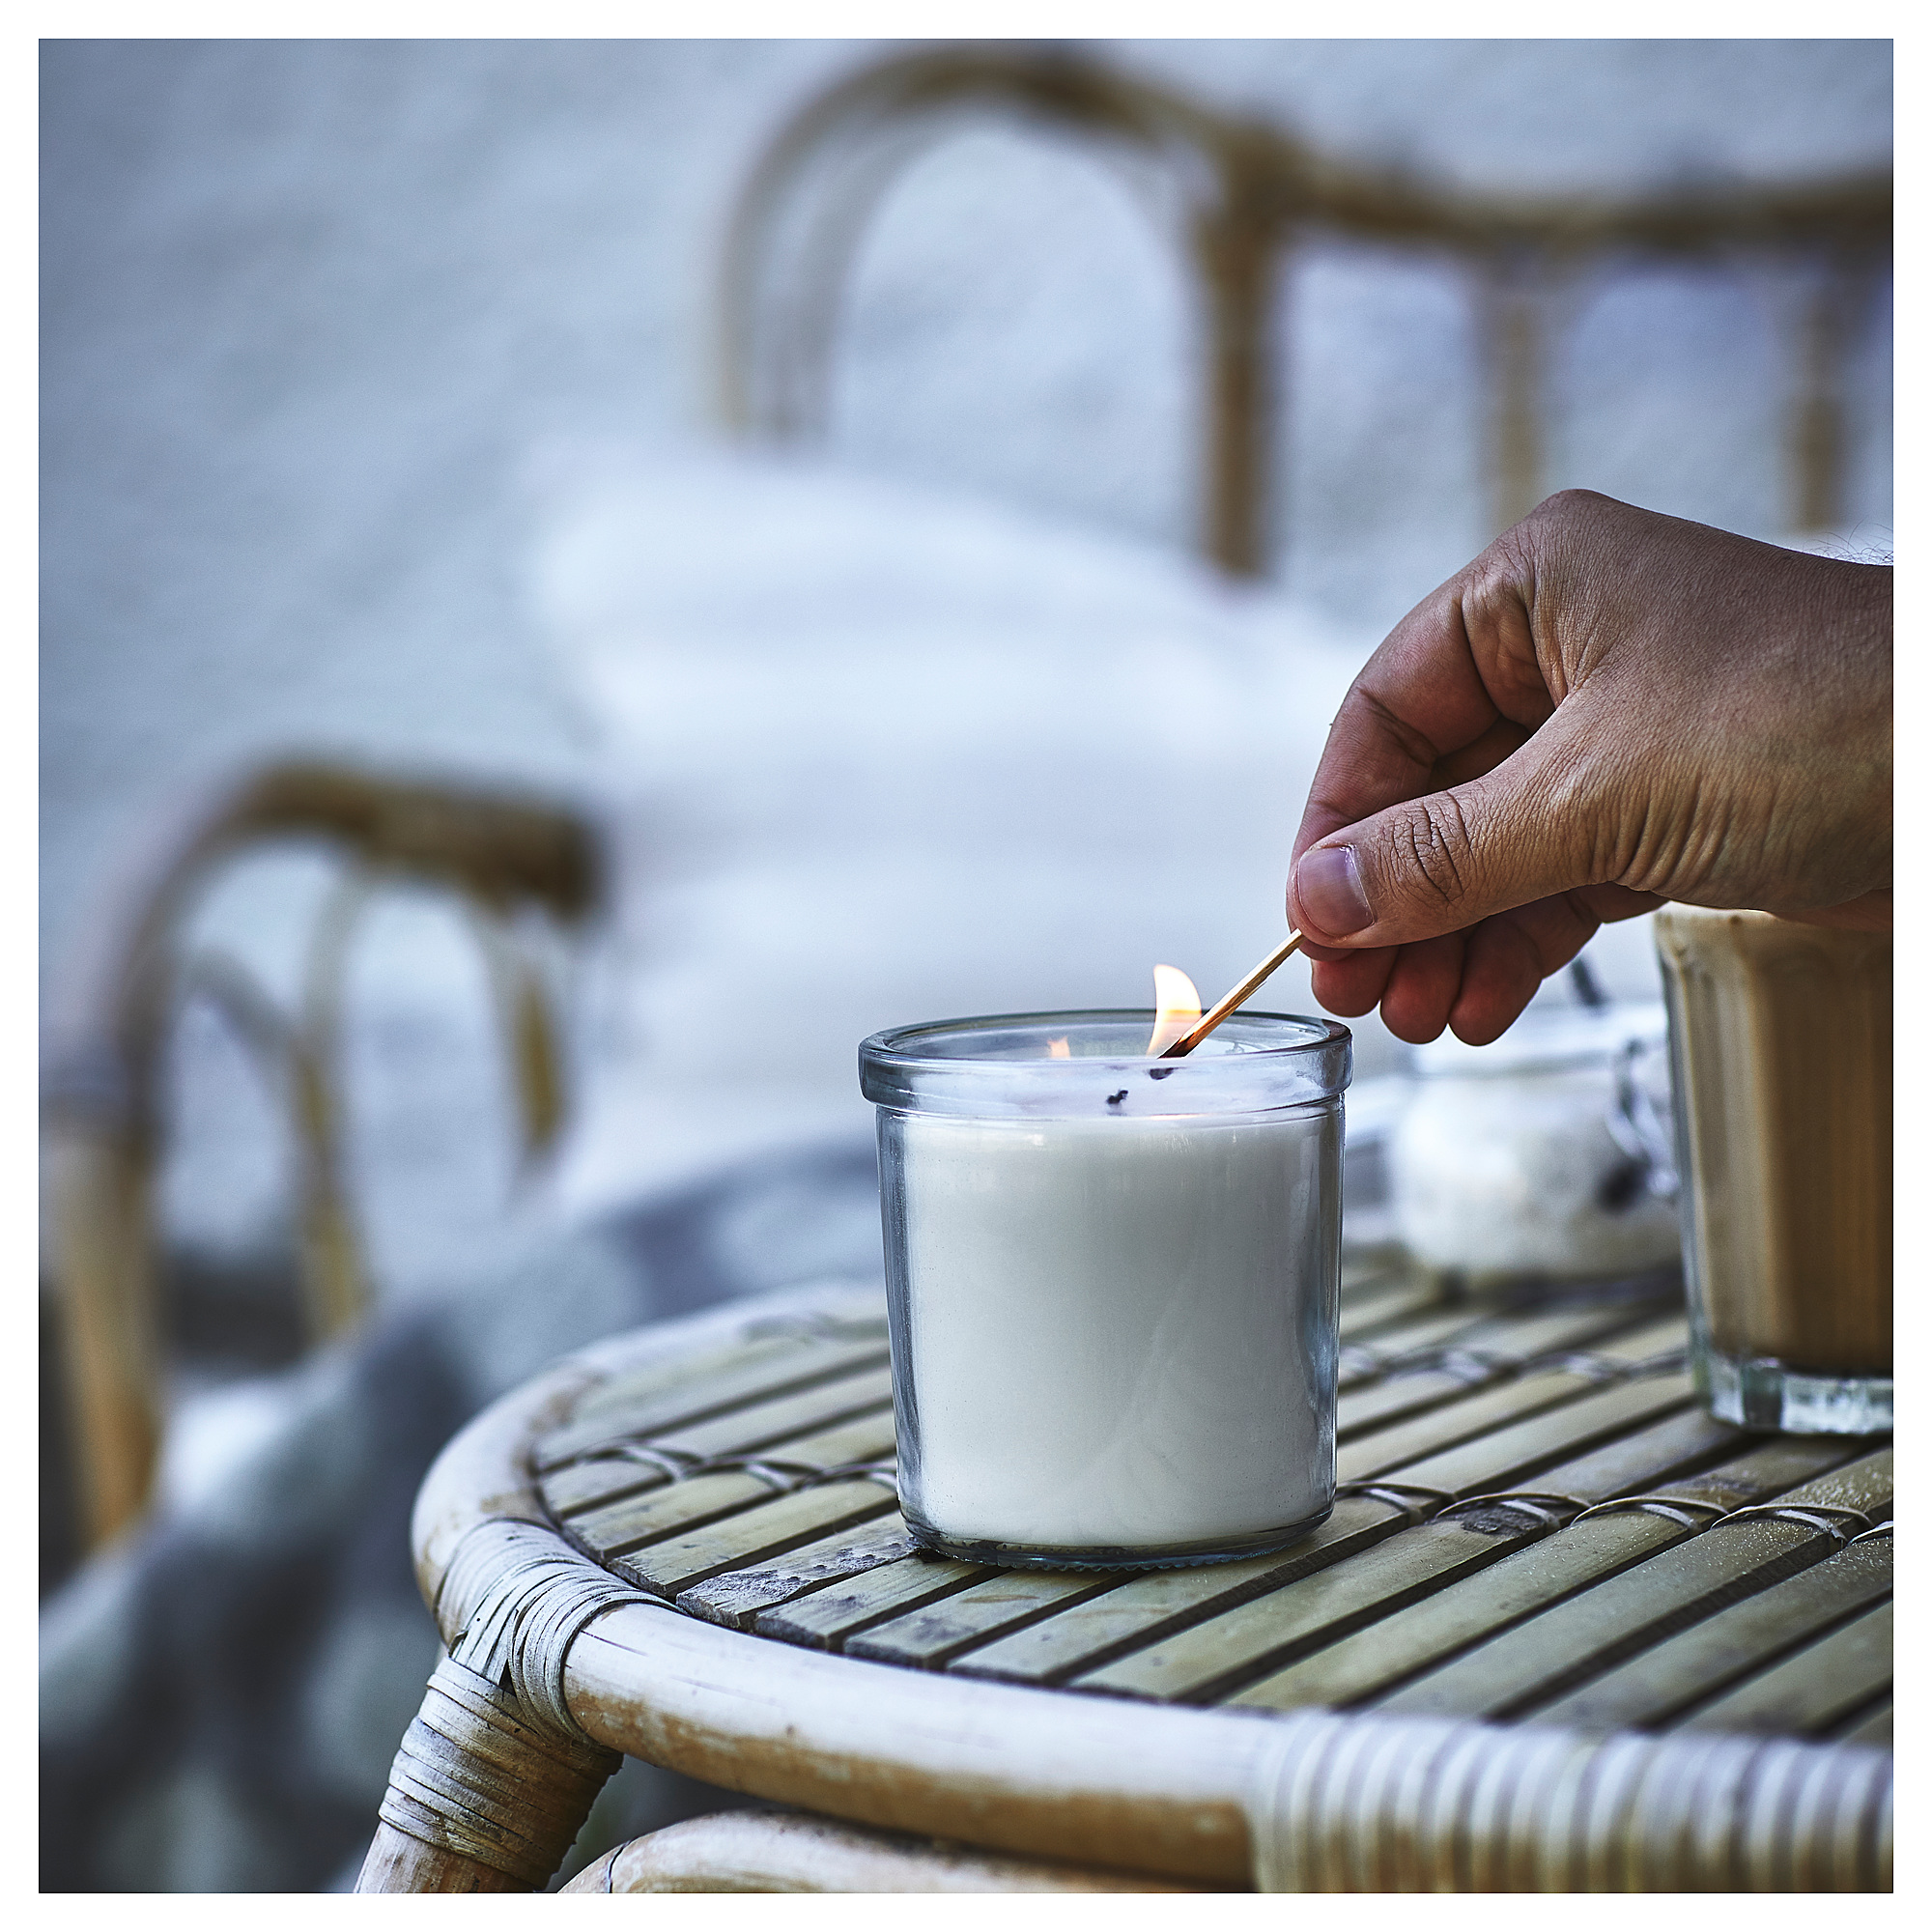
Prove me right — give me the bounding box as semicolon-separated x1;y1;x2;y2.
531;1258;1893;1752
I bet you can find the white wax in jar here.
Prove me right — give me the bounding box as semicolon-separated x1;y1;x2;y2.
1390;1064;1680;1283
893;1106;1339;1552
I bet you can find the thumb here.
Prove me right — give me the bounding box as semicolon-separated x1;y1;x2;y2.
1291;736;1595;947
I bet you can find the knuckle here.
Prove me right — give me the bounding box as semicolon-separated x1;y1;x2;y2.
1505;488;1609;573
1537;487;1606;520
1388;793;1475;913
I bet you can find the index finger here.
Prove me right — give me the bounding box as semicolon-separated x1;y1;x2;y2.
1292;554;1555;866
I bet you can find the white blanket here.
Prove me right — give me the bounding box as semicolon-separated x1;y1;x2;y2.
526;448;1399;1213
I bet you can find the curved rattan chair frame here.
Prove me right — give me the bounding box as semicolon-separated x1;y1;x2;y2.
721;44;1891;575
42;760;603;1548
557;1808;1198;1891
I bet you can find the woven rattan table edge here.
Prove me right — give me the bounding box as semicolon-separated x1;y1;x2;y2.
397;1283;1889;1892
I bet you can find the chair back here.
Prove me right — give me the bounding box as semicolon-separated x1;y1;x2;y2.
721;45;1890;574
42;760;603;1548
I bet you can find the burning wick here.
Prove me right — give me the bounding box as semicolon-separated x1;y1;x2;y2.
1045;1035;1071;1059
1149;931;1308;1060
1144;965;1204;1055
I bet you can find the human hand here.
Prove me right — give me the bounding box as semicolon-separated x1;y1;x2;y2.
1287;491;1891;1046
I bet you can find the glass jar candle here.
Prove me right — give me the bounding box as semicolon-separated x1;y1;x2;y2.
858;1009;1350;1571
1387;1002;1682;1288
1654;906;1891;1434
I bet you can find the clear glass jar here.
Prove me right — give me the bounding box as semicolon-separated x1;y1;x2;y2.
1654;907;1891;1434
1386;1002;1681;1288
858;1009;1350;1571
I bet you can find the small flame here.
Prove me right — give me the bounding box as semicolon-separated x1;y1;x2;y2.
1045;1035;1071;1059
1145;963;1203;1056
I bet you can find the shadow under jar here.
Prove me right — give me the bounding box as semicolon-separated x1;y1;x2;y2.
858;1010;1350;1571
1654;907;1891;1433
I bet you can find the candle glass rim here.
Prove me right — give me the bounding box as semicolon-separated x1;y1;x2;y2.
860;1007;1350;1119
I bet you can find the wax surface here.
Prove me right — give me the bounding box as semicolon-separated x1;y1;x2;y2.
889;1108;1339;1551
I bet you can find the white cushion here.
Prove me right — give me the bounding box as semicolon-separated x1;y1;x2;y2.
526;448;1389;1211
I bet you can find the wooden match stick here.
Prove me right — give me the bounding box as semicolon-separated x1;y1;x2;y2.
1160;930;1306;1058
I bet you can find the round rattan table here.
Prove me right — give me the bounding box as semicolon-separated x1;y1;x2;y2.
356;1269;1891;1893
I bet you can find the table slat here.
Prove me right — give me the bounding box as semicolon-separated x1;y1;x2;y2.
542;1456;679;1522
542;1371;895;1521
675;1515;922;1629
846;1571;1121;1669
1336;1295;1672;1387
1335;1314;1684;1483
559;1331;843;1431
1827;1690;1892;1748
754;1549;994;1650
1375;1449;1892;1720
540;1333;889;1467
1341;1306;1498;1378
564;1467;772;1548
1076;1490;1627;1707
1435;1301;1680;1367
1534;1536;1891;1732
1335;1265;1429;1326
649;1366;895;1462
611;1479;900;1595
1371;1370;1693;1498
950;1496;1409;1689
1338;1371;1612;1483
1674;1602;1894;1740
1483;1403;1739;1503
563;1412;896;1555
1336;1369;1496;1440
1226;1434;1856;1714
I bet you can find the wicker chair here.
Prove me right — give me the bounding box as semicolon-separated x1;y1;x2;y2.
41;759;602;1551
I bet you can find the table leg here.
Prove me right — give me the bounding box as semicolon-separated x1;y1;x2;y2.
354;1651;621;1892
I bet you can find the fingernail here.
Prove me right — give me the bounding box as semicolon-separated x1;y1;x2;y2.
1296;845;1374;938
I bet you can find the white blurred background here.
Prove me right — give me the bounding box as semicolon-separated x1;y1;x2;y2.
42;38;1892;1316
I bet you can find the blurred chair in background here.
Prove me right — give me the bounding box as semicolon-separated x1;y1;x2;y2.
724;45;1889;572
42;761;601;1551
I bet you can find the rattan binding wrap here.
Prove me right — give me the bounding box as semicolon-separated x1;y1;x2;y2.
377;1654;619;1889
368;1519;656;1888
1246;1709;1889;1891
